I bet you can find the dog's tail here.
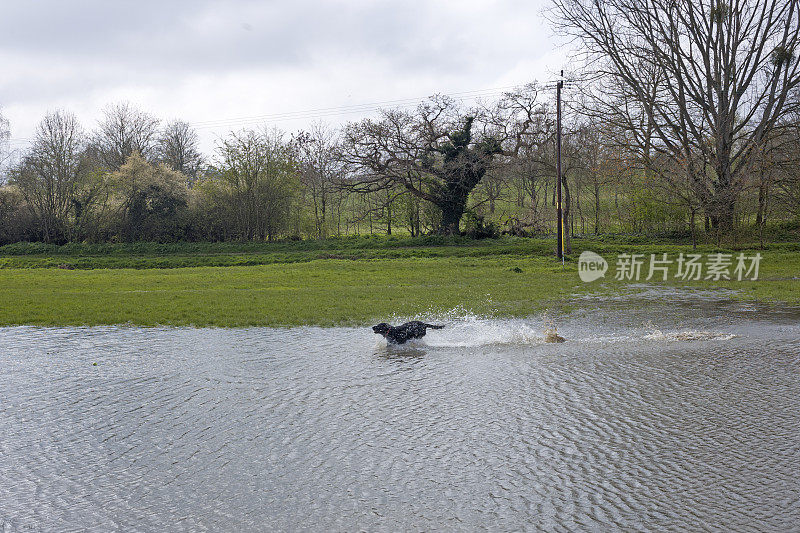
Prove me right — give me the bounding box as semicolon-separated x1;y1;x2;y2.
425;323;445;329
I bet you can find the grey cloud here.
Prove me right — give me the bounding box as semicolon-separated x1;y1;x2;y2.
1;0;555;144
1;0;538;76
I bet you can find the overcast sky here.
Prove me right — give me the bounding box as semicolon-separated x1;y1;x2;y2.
1;0;567;155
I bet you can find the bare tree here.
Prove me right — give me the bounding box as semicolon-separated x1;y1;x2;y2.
12;110;85;242
96;102;160;170
215;128;299;241
340;92;546;235
490;88;590;247
574;123;609;234
553;0;800;230
158;120;204;179
295;124;342;239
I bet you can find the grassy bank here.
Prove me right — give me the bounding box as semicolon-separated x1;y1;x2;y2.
2;235;800;269
0;237;798;326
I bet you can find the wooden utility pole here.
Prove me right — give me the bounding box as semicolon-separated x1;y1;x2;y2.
556;70;564;261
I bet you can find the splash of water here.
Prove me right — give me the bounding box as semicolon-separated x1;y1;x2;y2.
372;310;737;349
379;308;554;348
424;316;545;347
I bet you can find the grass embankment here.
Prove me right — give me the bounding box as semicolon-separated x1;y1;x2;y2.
0;237;556;269
0;236;798;327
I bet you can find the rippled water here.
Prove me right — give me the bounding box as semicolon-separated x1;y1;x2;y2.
2;290;800;531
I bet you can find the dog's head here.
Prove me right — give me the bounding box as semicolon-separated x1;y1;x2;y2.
372;323;391;336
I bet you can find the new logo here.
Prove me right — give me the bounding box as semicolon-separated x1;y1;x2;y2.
578;251;608;282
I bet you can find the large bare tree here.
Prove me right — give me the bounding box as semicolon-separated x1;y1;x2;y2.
553;0;800;229
340;92;545;235
340;98;490;234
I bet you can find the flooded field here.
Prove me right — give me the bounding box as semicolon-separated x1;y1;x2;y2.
2;290;799;531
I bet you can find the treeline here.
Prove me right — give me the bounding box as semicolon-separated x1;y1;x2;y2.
0;104;297;244
1;87;798;247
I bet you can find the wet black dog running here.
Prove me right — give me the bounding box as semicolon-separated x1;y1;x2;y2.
372;321;445;345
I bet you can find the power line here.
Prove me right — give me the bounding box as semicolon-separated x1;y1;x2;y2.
189;83;531;130
4;77;588;144
187;77;593;131
4;84;528;143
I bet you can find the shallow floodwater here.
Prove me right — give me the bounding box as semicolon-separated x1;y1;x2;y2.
2;290;800;531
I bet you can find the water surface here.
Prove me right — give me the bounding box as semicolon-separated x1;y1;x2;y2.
1;291;799;531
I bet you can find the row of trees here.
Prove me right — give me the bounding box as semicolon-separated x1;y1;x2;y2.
1;93;799;245
0;102;306;243
1;0;799;245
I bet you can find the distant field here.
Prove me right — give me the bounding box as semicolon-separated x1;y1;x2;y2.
0;237;798;326
2;235;799;269
0;237;553;269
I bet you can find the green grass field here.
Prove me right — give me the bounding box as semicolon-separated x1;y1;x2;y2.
1;237;798;327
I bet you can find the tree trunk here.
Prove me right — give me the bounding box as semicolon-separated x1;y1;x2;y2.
386;198;392;235
710;160;736;230
320;195;326;239
439;200;466;235
756;175;767;227
594;183;600;234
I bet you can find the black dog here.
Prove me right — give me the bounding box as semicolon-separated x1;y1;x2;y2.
372;321;445;344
